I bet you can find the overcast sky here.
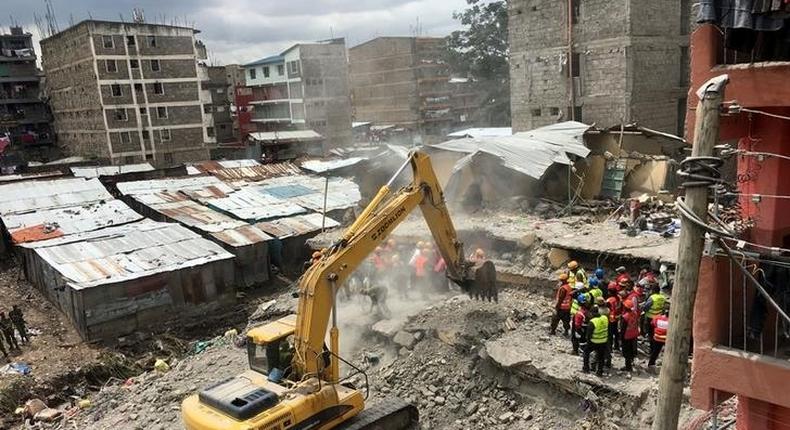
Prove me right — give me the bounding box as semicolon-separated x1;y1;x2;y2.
3;0;468;65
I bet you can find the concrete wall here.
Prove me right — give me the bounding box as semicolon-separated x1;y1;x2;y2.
509;0;690;133
300;42;352;150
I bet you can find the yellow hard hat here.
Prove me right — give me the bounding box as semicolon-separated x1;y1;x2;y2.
558;273;569;281
568;260;579;270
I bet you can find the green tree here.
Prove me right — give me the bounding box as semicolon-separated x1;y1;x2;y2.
447;0;510;126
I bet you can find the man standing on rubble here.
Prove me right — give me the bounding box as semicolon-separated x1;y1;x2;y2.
641;283;666;340
571;296;590;355
620;299;640;372
588;278;603;301
648;302;671;371
584;306;609;376
550;273;573;336
9;305;29;344
606;291;624;352
0;312;18;351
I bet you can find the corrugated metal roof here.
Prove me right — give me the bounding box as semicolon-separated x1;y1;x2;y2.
255;213;340;239
248;130;323;142
117;176;235;196
154;200;248;233
0;178;113;216
255;175;361;212
447;127;512;138
71;163;155;178
300;157;365;174
4;200;143;244
210;224;273;247
243;54;284;67
20;220;234;290
0;171;63;183
201;187;306;222
44;156;86;165
204;164;302;183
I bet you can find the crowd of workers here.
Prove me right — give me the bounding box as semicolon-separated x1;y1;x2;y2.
0;305;29;360
550;261;671;376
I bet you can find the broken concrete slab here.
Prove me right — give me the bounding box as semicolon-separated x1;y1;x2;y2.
371;319;404;338
547;247;569;269
393;331;418;349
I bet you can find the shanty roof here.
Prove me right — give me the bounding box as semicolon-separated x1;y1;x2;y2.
44;156;87;165
352;122;371;128
20;220;234;290
243;54;284;67
186;159;261;175
0;178;113;216
447;127;512;139
300;157;365;174
3;199;143;244
117;176;235;197
71;163;155;178
255;213;340;239
189;163;302;183
0;171;64;183
431;121;592;180
256;175;361;212
248;130;323;142
201;187;306;222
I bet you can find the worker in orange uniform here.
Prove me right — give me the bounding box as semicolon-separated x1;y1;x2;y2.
606;290;624;352
614;266;631;285
648;302;670;371
550;273;573;336
408;241;425;290
619;299;640;372
567;260;587;285
413;247;430;297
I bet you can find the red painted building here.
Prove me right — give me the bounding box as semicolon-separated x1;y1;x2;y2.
687;19;790;430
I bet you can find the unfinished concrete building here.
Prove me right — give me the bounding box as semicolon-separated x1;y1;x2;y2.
203;65;234;144
349;37;452;141
237;38;352;155
0;26;55;156
40;20;213;166
508;0;691;135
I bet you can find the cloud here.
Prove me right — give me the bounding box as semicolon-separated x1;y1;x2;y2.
4;0;467;65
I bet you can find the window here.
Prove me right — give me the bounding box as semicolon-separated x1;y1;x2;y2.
164;152;174;164
126;36;136;46
571;0;580;24
139;107;147;116
134;83;143;92
249;68;257;80
120;131;132;144
102;35;114;49
571;53;581;78
203;104;212;114
150;59;160;72
206;126;215;137
111;84;122;97
159;129;171;141
573;106;583;122
153;82;164;95
130;59;139;69
216;106;225;112
550;107;560;116
531;108;542;117
263;66;269;78
679;46;690;87
157;106;168;119
287;60;300;75
277;64;284;76
147;35;157;47
680;0;691;35
114;108;127;121
676;98;687;137
142;130;150;140
105;59;118;73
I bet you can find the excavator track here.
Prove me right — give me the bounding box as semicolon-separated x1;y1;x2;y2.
337;398;419;430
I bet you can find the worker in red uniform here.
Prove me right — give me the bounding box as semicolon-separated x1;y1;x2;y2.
648;302;671;371
413;247;430;297
550;273;573;336
571;296;590;355
615;266;631;286
619;299;640;372
606;290;624;352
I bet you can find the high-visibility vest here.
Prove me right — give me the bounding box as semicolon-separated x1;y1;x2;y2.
653;315;669;342
589;287;603;300
590;315;609;344
572;269;587;284
646;293;666;318
570;297;580;315
557;284;573;310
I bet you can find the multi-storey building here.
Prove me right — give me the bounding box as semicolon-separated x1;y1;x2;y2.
508;0;692;134
224;64;245;142
201;65;233;144
688;10;790;430
41;20;212;166
349;37;453;140
0;26;54;151
236;38;352;152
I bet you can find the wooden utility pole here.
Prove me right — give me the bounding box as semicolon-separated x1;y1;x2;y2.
652;75;729;430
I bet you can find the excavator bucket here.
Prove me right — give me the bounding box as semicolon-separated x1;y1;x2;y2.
463;260;498;303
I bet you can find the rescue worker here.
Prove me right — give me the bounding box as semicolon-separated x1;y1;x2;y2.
606;291;624;352
412;247;430;296
594;268;606;284
409;241;425;290
614;266;631;286
641;283;666;340
571;296;590;355
550;273;573;336
361;285;391;318
619;299;640;372
569;281;589;318
9;305;28;344
391;254;409;299
648;302;670;370
594;296;613;368
469;248;486;264
588;278;603;301
583;306;609;376
567;260;587;285
303;251;323;272
0;312;18;351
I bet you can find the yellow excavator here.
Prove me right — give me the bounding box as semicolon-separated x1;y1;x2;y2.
181;150;497;430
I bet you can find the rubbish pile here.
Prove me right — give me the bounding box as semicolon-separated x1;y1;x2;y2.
616;195;680;238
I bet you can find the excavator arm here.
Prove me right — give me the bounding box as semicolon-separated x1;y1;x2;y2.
293;150;497;381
